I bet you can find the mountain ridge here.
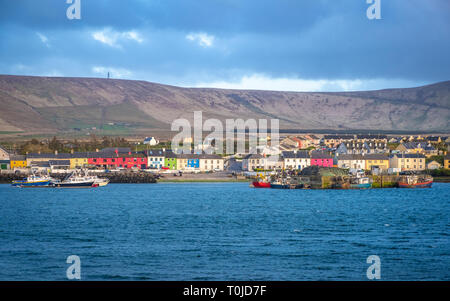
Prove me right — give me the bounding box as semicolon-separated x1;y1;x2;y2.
0;74;448;136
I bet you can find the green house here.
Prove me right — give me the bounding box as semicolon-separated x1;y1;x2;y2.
164;152;177;170
0;160;10;170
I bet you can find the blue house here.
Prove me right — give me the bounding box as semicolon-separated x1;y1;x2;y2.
187;157;199;168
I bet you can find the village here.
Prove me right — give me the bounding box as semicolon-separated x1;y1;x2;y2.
0;134;449;181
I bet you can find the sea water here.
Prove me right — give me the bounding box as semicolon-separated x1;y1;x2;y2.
0;183;448;280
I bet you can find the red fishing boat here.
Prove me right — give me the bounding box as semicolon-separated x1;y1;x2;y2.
251;173;271;188
252;181;271;188
398;175;433;188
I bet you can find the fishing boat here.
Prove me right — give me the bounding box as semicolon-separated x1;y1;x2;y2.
270;182;289;189
11;173;54;188
252;181;271;188
349;177;371;189
398;175;433;188
251;173;271;188
52;171;96;188
83;172;109;187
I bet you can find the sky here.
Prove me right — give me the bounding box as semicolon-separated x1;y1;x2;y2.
0;0;449;92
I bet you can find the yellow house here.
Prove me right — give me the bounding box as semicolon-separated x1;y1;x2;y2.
69;152;89;169
445;155;450;169
363;154;390;171
27;151;90;169
176;156;188;170
10;155;27;169
389;154;426;171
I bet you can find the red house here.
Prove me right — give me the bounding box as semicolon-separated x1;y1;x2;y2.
88;149;147;169
310;151;333;167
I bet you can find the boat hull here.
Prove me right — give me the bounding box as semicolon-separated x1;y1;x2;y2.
252;181;271;188
270;184;289;189
398;180;433;188
53;181;95;188
12;180;52;187
350;183;372;189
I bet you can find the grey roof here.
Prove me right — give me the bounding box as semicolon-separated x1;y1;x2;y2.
146;149;165;156
363;154;390;160
336;154;365;160
310;151;332;159
243;153;263;159
177;153;223;159
27;153;72;159
356;134;387;140
30;161;50;167
402;142;435;150
10;155;26;160
281;151;310;158
49;160;71;166
391;153;426;159
324;135;354;140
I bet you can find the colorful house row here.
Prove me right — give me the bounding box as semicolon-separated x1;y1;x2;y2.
174;153;224;171
0;146;225;172
25;148;148;170
146;150;225;171
242;151;334;171
335;154;390;171
335;153;427;171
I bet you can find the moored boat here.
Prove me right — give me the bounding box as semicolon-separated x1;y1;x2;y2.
398;175;433;188
270;183;289;189
349;176;372;189
252;181;271;188
11;174;54;188
94;177;109;187
52;171;96;188
251;173;271;188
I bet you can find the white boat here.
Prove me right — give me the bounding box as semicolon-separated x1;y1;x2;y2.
52;170;96;188
79;170;109;187
93;176;109;187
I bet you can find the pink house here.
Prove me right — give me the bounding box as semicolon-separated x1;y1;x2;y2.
310;151;333;167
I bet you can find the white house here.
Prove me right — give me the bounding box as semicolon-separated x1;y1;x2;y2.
146;149;165;169
282;150;310;170
199;154;224;171
143;137;159;146
336;154;365;170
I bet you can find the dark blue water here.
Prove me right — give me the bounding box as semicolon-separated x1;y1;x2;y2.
0;183;448;280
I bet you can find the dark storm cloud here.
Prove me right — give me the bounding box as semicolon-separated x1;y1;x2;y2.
0;0;448;90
